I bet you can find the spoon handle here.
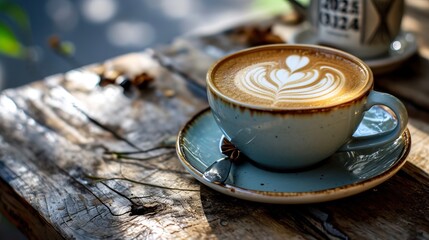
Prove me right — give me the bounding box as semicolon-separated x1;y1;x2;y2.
203;157;232;184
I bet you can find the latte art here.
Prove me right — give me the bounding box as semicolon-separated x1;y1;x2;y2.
235;55;345;105
209;45;370;109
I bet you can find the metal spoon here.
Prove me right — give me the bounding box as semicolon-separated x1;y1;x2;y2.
203;138;242;184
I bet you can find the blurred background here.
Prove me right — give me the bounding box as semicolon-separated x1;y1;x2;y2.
0;0;293;90
0;0;293;238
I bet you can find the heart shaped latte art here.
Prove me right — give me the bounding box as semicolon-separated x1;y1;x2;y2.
235;55;346;105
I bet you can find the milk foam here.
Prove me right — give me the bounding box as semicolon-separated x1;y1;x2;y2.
235;55;345;105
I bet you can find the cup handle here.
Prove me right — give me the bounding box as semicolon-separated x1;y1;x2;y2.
339;91;408;151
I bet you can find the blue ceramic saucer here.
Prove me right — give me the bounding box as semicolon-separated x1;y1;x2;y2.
176;107;411;204
289;25;418;75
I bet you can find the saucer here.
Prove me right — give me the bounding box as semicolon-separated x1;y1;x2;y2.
176;107;411;204
289;26;418;75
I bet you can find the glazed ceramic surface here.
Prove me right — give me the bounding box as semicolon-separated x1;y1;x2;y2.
176;107;411;204
290;28;418;75
206;45;408;170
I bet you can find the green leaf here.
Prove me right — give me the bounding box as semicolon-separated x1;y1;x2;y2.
0;0;30;31
0;22;23;58
252;0;311;15
252;0;290;15
59;41;75;56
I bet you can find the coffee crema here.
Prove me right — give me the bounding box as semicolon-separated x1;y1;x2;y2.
209;46;370;109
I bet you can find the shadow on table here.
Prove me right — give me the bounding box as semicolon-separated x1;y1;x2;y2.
200;162;429;239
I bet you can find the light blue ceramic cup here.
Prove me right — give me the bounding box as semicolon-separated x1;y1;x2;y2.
207;44;408;171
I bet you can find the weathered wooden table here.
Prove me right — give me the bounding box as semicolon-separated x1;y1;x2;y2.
1;1;428;239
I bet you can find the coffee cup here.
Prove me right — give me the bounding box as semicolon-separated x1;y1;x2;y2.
288;0;404;59
206;44;408;170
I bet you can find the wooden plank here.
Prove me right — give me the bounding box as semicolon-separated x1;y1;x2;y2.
0;50;428;240
0;51;211;239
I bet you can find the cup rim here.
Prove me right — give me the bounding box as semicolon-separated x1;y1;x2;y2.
206;44;374;111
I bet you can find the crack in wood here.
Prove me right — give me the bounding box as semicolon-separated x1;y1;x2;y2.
85;175;199;192
106;150;175;162
103;152;189;175
74;107;141;151
129;203;161;216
